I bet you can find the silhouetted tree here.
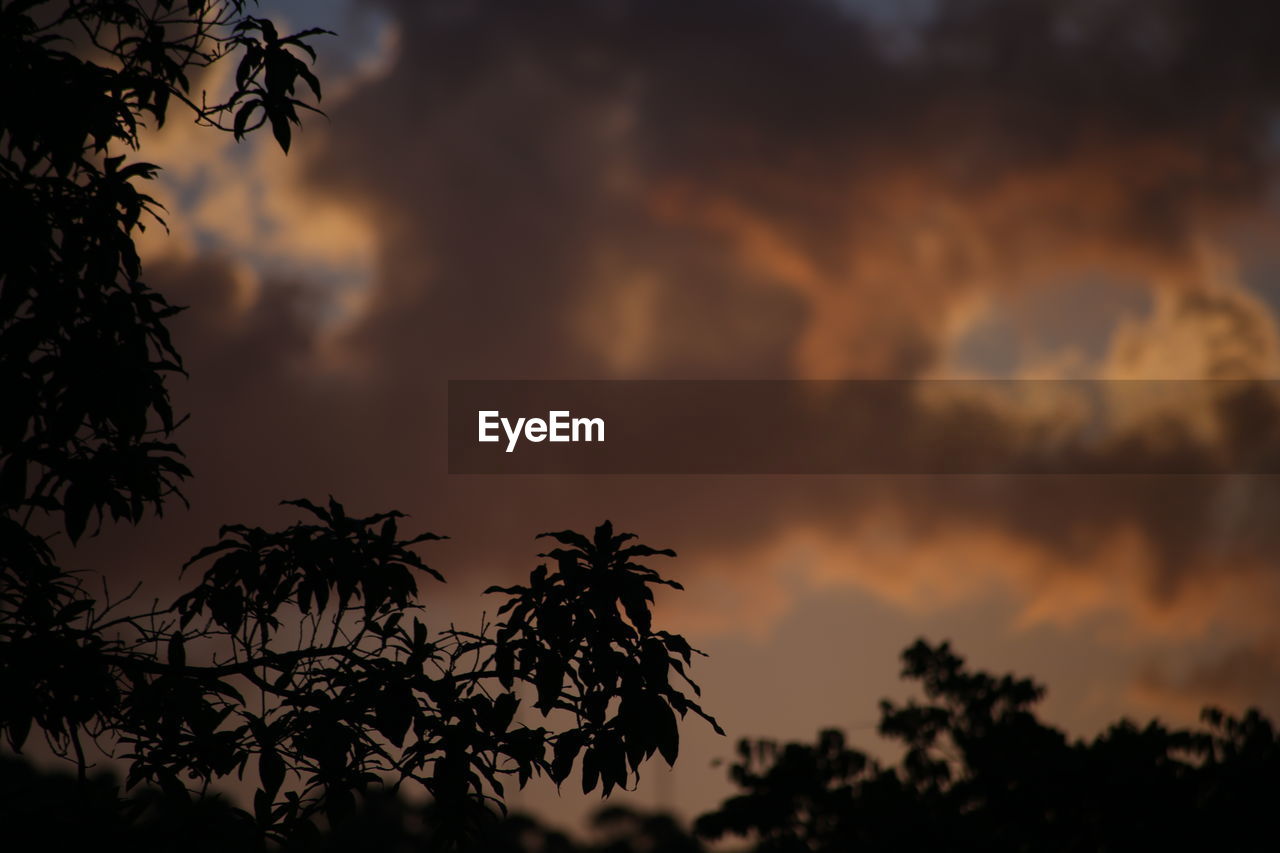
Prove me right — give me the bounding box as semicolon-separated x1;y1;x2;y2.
0;4;722;849
130;507;718;845
1;0;324;825
5;495;720;846
1;1;328;548
696;639;1280;852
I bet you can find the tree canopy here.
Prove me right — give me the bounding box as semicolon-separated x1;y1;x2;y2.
6;637;1276;851
3;3;1276;852
4;496;721;847
1;1;329;547
696;640;1280;852
0;3;721;849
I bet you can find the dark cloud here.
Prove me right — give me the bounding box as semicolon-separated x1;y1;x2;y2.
312;0;1280;380
82;0;1280;718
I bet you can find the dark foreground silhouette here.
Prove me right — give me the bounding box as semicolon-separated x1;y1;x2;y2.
3;6;719;846
697;640;1280;852
1;504;722;848
3;4;1277;850
4;639;1276;852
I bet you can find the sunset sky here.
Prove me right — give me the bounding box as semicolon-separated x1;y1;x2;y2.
78;0;1280;831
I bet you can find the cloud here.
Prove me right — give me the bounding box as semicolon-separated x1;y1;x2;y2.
86;0;1280;719
1135;636;1280;717
134;39;383;330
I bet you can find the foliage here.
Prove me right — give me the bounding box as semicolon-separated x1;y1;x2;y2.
0;1;328;546
486;523;723;794
0;7;722;848
2;496;720;846
11;635;1277;852
695;639;1280;852
0;1;333;822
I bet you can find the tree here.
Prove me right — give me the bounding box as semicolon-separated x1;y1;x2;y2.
1;0;324;806
4;498;720;847
0;4;722;849
695;639;1280;852
1;0;328;547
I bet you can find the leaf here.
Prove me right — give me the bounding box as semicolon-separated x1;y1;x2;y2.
259;748;286;797
491;692;519;733
253;788;274;824
233;99;261;140
536;529;593;551
380;611;403;637
209;586;244;632
327;495;345;525
167;631;186;668
57;599;94;623
552;731;584;785
236;48;257;90
642;637;669;687
282;497;330;522
661;632;694;663
375;687;415;746
622;586;652;637
618;543;677;559
534;651;565;714
593;520;615;555
581;746;599;794
0;456;27;505
210;678;245;704
495;644;515;690
297;65;322;100
598;736;626;797
654;698;679;766
7;714;31;752
63;481;92;543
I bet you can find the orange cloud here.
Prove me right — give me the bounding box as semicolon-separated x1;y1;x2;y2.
84;0;1280;726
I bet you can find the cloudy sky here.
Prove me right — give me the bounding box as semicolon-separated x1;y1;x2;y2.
82;0;1280;831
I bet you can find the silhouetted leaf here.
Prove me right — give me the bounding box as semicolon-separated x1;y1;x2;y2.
581;746;600;795
536;529;593;551
63;482;91;543
535;650;564;714
259;748;285;797
654;698;679;766
376;687;415;747
166;631;185;668
552;731;584;785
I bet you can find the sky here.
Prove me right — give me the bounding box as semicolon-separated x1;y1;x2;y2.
75;0;1280;834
